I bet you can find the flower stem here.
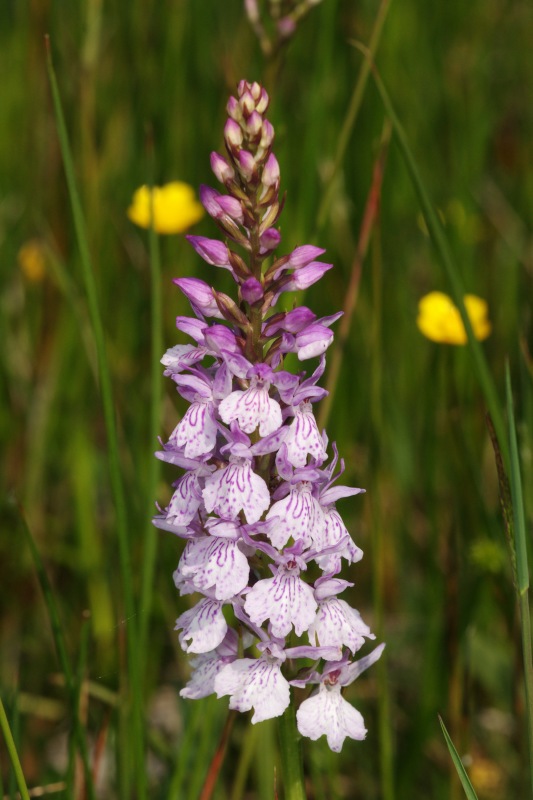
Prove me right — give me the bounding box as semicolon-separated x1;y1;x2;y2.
0;696;31;800
278;705;306;800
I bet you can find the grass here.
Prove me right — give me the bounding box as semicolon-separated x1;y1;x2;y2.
1;0;532;797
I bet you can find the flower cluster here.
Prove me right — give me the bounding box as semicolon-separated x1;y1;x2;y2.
155;80;383;752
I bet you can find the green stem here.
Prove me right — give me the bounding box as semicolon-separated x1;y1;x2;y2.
45;39;145;799
0;696;31;800
315;0;391;233
358;46;508;467
139;166;163;673
506;366;533;793
278;705;306;800
18;506;96;800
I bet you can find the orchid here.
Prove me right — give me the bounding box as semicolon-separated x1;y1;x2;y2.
155;80;382;752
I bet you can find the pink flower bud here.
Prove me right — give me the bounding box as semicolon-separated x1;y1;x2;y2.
226;96;242;122
224;118;243;149
199;185;223;218
260;227;281;253
246;111;263;139
283;306;317;333
217;195;244;223
237;150;257;182
277;16;296;38
186;236;231;267
173;277;224;318
210;152;235;184
262;153;280;187
250;82;262;100
260;119;274;149
289;245;326;268
256;88;269;115
240;90;256;117
291;262;333;290
241;277;264;304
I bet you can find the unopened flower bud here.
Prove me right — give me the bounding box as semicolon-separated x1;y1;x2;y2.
259;119;274;150
240;90;256;117
246;111;263;140
241;277;264;304
226;96;242;122
262;153;280;188
217;195;244;223
213;290;251;329
173;277;224;318
210;152;235;184
199;185;224;218
224;118;243;150
260;227;281;253
228;251;250;280
278;16;296;38
290;261;333;290
255;88;269;115
237;150;257;183
244;0;260;24
289;245;326;268
284;306;317;333
186;235;231;267
259;201;280;234
250;81;262;101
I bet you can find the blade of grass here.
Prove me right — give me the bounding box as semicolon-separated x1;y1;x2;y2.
505;364;533;792
66;613;91;797
45;37;146;799
139;139;163;671
0;696;30;800
17;505;96;800
352;42;508;466
438;716;479;800
318;117;391;431
7;691;19;800
315;0;392;233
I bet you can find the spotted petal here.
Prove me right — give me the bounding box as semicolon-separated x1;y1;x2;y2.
203;461;270;524
309;598;374;656
175;598;227;653
214;657;290;723
296;684;366;751
244;568;317;638
170;401;217;458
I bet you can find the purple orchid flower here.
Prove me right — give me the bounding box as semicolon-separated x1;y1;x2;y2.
154;80;382;752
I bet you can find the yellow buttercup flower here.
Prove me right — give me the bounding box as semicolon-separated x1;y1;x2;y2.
127;181;204;234
18;239;47;282
417;291;491;345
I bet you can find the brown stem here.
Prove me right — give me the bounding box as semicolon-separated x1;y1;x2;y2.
199;711;237;800
318;119;391;431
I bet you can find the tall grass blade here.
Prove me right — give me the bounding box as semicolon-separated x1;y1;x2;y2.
318;118;391;430
505;365;533;791
438;716;479;800
315;0;392;232
17;505;96;800
0;696;30;800
139;150;163;669
486;413;518;590
353;43;508;464
45;37;146;798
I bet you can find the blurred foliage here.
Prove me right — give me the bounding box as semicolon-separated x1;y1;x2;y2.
0;0;532;797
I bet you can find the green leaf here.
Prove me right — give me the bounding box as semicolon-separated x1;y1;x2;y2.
438;716;479;800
